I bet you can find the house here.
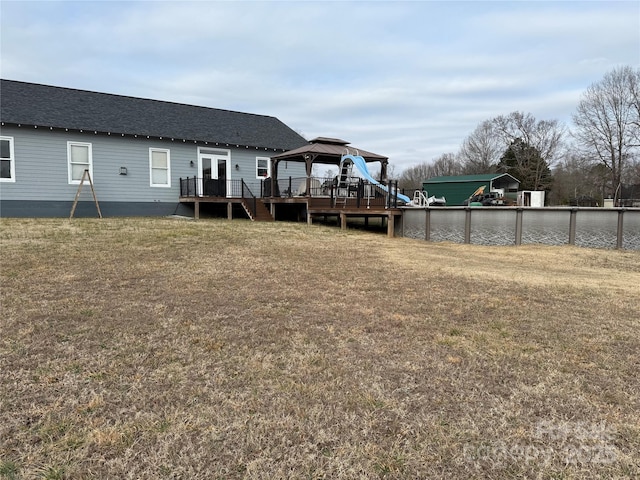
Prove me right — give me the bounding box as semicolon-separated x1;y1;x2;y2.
0;79;307;217
422;173;520;206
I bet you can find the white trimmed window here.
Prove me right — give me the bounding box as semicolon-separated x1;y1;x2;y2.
149;148;171;187
67;142;92;184
256;156;270;179
0;136;15;182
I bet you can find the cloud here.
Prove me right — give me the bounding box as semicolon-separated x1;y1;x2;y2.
1;0;638;172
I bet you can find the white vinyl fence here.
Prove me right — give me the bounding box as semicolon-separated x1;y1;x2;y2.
398;207;640;250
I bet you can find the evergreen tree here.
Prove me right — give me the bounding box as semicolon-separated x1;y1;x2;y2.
497;138;553;192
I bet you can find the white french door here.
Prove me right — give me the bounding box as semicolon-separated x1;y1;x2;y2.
198;151;230;197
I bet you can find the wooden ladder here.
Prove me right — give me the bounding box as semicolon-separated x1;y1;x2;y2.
70;169;102;219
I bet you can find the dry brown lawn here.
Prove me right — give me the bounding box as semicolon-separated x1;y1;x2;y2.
1;217;639;479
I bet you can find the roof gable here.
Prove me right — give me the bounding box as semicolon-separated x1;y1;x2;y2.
308;137;350;145
425;173;520;184
0;79;307;151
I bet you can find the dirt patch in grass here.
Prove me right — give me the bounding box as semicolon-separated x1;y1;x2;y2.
1;217;639;479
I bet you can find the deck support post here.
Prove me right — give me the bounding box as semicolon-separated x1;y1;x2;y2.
307;212;313;225
340;213;347;230
387;213;395;237
227;202;232;220
194;200;200;220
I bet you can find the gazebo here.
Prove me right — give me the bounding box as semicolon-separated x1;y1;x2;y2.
263;136;403;235
270;137;389;197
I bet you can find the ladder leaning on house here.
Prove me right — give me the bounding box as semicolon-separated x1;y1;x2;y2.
70;169;102;219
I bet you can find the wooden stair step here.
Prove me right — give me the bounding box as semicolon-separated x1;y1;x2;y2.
241;199;274;222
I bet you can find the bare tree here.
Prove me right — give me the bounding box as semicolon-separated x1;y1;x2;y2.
402;112;565;194
398;162;433;190
398;154;461;190
386;163;398;181
430;153;463;177
629;68;640;144
458;120;502;174
626;157;640;185
550;154;580;205
491;112;565;190
493;112;564;158
572;66;640;203
369;164;397;183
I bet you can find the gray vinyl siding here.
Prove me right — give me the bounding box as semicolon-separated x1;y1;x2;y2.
0;126;306;209
1;126;193;202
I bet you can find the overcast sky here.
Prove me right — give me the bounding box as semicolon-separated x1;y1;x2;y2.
1;1;638;172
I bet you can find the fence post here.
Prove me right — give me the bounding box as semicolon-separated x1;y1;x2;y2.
617;209;624;249
425;208;431;242
569;208;577;245
464;208;472;244
515;208;523;246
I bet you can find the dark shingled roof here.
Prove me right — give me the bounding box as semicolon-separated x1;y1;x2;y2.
0;79;308;151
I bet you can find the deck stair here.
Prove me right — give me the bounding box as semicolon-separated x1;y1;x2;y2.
241;199;274;222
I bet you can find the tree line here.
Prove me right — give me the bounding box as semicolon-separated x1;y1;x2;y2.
398;66;640;206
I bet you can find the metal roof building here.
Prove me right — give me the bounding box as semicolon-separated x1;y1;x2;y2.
423;173;520;206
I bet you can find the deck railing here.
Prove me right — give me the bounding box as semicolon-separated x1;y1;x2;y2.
262;176;402;207
180;176;198;197
241;180;257;218
179;177;247;198
180;175;406;208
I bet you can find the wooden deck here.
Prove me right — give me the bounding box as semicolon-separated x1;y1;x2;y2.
179;196;273;222
304;198;401;237
179;195;402;236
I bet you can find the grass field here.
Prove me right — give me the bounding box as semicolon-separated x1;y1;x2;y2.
1;217;639;479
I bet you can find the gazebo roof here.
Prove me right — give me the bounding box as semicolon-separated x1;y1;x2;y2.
272;137;388;165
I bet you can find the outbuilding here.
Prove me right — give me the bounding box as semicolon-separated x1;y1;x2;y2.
422;173;520;206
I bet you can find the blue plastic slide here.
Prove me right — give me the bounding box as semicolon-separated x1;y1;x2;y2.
340;154;411;204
